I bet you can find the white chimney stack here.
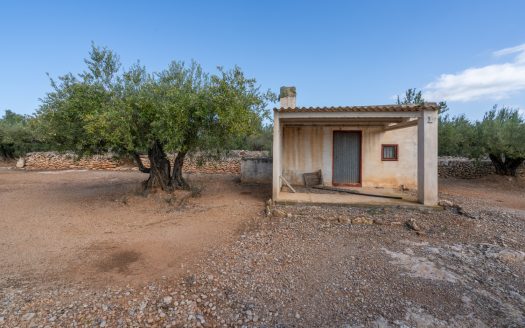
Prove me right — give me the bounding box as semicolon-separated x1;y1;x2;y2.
279;86;296;109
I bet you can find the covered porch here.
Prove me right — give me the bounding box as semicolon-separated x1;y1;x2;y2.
272;91;439;206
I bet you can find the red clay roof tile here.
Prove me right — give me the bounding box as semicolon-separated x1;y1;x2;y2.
275;103;439;113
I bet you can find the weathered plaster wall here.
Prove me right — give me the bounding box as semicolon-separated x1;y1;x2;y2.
241;157;273;183
362;126;418;189
282;126;324;184
281;126;418;189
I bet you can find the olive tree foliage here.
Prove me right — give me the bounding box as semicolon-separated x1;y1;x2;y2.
37;46;119;154
438;114;478;157
228;124;273;152
396;88;525;176
37;44;276;191
477;106;525;176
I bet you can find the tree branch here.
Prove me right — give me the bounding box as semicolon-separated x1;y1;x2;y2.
133;152;150;173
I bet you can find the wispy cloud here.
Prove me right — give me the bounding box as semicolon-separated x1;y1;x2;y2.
424;43;525;102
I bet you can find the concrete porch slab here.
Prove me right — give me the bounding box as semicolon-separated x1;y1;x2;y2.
275;190;438;209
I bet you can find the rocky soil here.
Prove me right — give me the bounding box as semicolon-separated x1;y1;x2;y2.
1;177;524;327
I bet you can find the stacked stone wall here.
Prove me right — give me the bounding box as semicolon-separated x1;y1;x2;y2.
438;157;525;179
21;151;269;174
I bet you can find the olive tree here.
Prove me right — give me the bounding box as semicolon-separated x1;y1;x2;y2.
37;44;275;191
477;106;525;176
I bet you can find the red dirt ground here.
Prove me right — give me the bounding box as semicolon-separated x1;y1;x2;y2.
0;170;270;288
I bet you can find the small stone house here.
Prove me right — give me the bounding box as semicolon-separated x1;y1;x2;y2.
272;87;438;206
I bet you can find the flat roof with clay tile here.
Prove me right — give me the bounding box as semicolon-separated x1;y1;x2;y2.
275;103;439;113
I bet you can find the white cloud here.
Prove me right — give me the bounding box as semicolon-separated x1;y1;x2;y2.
493;44;525;63
424;43;525;102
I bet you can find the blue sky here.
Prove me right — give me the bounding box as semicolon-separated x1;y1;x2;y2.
1;0;524;120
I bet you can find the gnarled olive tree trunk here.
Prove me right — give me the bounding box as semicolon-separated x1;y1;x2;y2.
134;141;173;192
132;144;191;192
172;151;189;190
488;154;524;176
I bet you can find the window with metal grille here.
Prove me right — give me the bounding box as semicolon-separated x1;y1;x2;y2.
382;144;398;161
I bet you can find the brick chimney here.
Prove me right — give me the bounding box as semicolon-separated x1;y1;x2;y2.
279;86;296;109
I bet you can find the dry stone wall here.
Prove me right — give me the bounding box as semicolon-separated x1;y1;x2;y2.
438;157;525;179
22;151;269;174
24;152;124;170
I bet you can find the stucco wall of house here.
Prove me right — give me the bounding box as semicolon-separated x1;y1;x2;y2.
241;157;273;183
281;125;418;189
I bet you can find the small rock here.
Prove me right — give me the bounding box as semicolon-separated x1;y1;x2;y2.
100;319;107;327
351;217;374;225
272;209;287;218
406;218;421;231
295;313;301;319
22;312;35;321
438;199;454;207
163;296;173;305
337;216;351;224
16;157;25;168
373;218;386;225
265;206;272;217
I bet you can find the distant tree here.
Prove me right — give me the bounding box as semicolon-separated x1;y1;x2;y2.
477;106;525;176
37;44;275;191
0;110;42;159
438;113;478;157
228;123;273;152
396;88;424;106
396;88;448;114
397;88;463;156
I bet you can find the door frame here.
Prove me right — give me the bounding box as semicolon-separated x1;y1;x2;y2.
332;130;362;187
